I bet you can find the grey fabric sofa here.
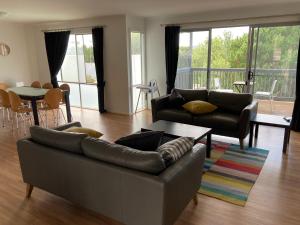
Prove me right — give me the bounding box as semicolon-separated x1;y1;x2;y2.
151;89;258;148
17;122;206;225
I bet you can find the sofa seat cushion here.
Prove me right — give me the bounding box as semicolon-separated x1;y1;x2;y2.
82;138;166;174
157;109;193;124
193;112;240;131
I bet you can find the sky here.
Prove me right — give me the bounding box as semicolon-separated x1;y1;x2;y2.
180;26;250;47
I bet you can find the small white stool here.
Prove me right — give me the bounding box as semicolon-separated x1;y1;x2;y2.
135;80;160;113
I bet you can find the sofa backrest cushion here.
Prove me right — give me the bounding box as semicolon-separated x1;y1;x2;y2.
175;89;208;102
208;91;253;114
82;137;166;174
30;126;87;154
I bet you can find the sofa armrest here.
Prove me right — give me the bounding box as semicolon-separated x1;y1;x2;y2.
158;143;206;225
54;121;82;131
151;95;170;122
238;100;258;139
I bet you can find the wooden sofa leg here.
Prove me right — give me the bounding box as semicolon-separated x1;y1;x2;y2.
193;195;198;205
239;138;244;150
26;184;33;198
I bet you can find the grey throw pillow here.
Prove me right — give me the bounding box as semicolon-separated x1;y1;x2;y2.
157;137;194;166
30;126;87;154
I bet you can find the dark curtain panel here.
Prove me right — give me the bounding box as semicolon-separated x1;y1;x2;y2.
291;39;300;131
92;27;105;113
165;26;180;94
44;31;70;88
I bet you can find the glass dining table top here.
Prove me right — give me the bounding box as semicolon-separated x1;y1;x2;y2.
7;86;48;97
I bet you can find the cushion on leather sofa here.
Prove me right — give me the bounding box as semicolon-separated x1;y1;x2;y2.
115;131;164;151
208;91;253;114
193;112;240;131
30;126;87;154
157;109;193;124
175;89;208;102
168;89;186;108
81;137;166;174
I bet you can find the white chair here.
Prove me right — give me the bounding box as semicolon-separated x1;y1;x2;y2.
214;78;234;93
135;80;160;113
255;80;278;112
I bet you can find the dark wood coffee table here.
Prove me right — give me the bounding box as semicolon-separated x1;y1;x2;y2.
142;120;212;158
249;114;291;153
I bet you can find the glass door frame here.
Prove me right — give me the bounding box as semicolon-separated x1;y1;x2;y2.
128;30;146;114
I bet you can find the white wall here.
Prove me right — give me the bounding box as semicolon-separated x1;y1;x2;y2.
0;21;36;87
28;15;130;114
145;3;300;95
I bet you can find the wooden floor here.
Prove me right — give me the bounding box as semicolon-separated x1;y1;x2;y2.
1;108;300;225
257;99;294;116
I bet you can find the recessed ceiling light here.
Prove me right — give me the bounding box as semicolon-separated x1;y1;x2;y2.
0;11;8;17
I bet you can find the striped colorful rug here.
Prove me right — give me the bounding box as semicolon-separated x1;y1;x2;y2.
198;141;269;206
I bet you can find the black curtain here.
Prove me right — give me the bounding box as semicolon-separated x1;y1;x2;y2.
291;39;300;131
165;26;180;94
44;31;70;88
92;27;105;113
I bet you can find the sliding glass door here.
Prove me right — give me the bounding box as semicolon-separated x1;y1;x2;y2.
176;24;300;116
57;34;99;110
250;25;300;116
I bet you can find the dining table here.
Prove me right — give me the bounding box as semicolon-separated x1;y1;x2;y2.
8;86;72;126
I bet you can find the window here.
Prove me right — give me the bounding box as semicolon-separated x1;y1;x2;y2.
57;34;98;110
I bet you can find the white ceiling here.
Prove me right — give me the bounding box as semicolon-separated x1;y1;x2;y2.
0;0;300;23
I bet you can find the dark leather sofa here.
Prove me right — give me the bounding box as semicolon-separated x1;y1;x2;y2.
17;122;206;225
151;89;258;148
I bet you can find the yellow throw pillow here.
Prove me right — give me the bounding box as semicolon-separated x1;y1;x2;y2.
64;127;103;138
182;100;218;114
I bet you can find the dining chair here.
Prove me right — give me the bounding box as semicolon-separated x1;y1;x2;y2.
255;79;278;112
59;83;70;104
8;91;33;133
39;88;66;127
31;81;42;88
42;82;54;89
0;89;11;127
0;82;8;90
214;78;234;93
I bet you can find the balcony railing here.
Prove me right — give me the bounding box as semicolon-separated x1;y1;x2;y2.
175;67;296;101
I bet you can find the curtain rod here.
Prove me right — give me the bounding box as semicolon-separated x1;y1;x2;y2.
41;25;106;33
160;13;300;27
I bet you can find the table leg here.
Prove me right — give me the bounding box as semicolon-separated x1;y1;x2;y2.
31;99;39;126
255;124;259;139
64;91;72;123
249;122;254;147
206;133;212;158
283;128;291;154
